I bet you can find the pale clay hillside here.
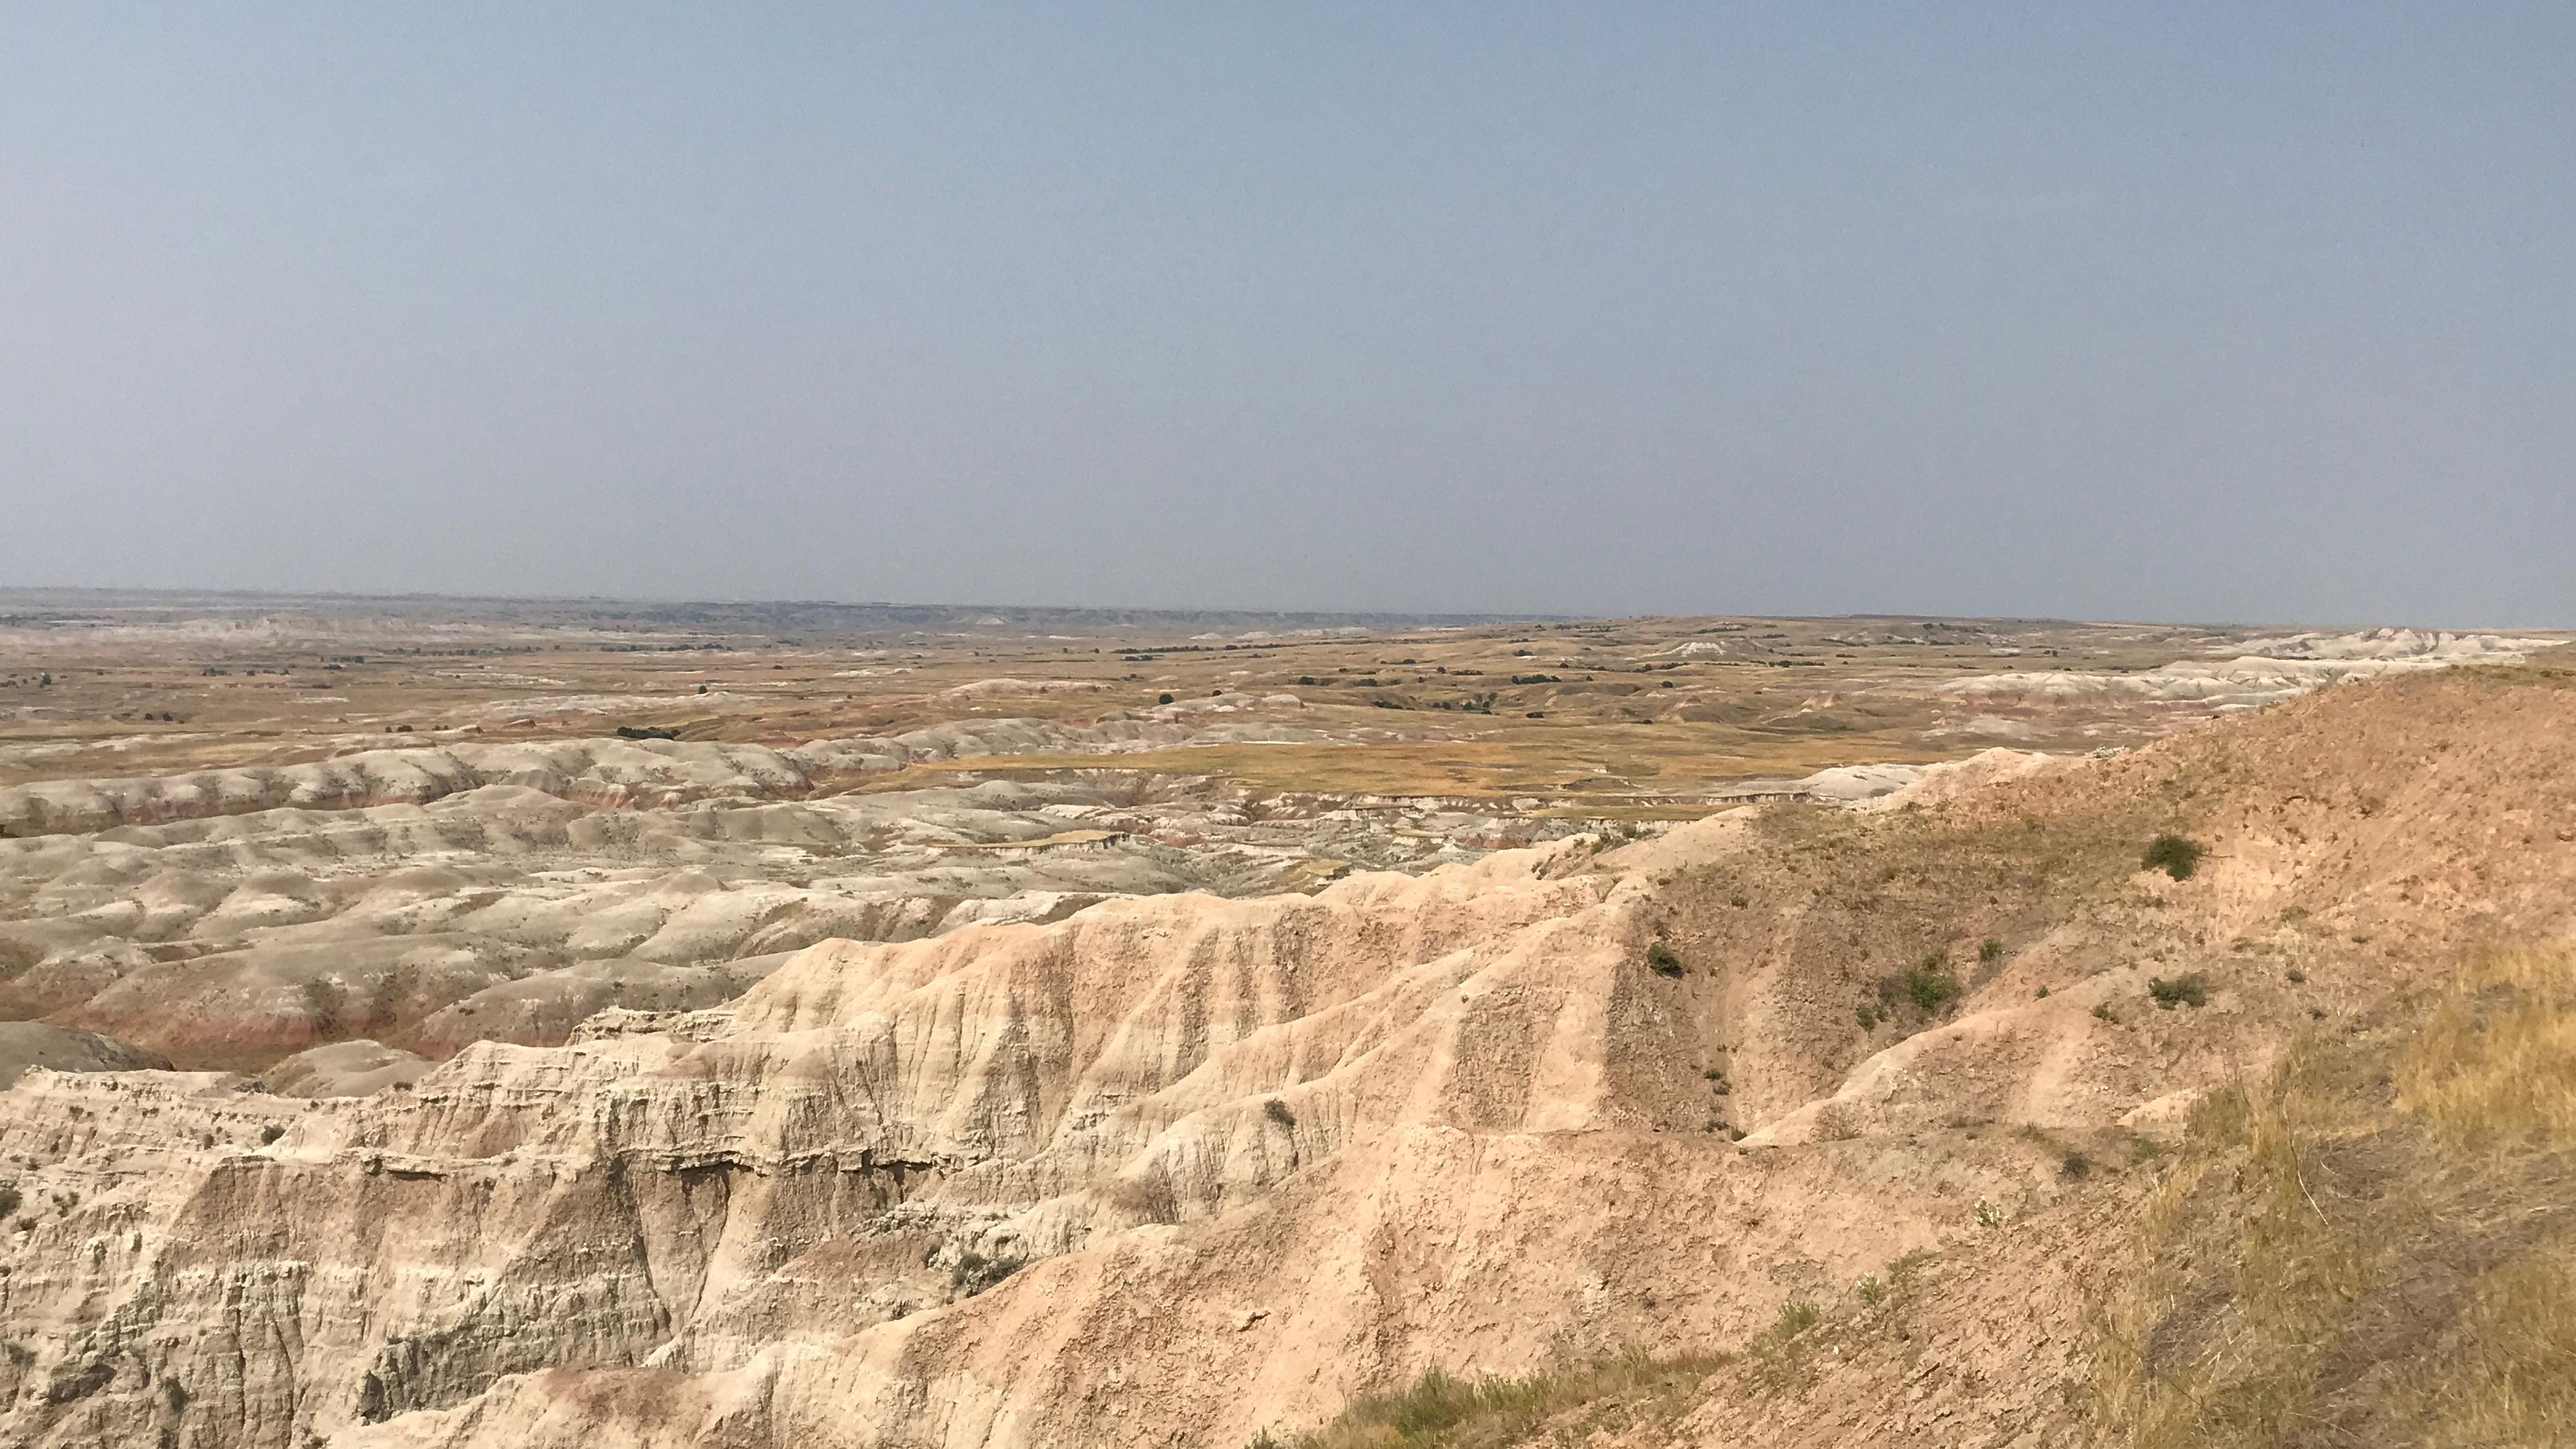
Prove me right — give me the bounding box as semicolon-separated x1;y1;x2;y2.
0;600;2570;1447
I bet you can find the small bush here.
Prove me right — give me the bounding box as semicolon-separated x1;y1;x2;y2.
2035;985;2051;998
2142;833;2204;880
1158;693;1175;705
2287;967;2307;984
614;724;680;741
1855;1274;1885;1306
1979;938;2005;965
2148;973;2210;1009
1903;954;1962;1011
2061;1151;2093;1180
1855;1003;1880;1030
1646;943;1684;978
258;1125;285;1145
950;1249;1026;1296
2093;1002;2120;1024
1262;1098;1296;1129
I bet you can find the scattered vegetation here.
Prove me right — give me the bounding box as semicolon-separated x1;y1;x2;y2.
613;724;680;741
1646;942;1685;978
1979;938;2005;965
2141;833;2203;881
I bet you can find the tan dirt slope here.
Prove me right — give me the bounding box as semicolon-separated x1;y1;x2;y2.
0;660;2571;1447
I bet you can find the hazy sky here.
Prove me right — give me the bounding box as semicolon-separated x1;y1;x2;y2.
3;5;2570;624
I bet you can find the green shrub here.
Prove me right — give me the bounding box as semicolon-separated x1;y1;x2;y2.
1646;943;1684;978
2142;833;2204;880
1979;938;2005;965
1903;954;1962;1011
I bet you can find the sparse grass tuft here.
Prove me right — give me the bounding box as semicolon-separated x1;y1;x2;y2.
1767;1300;1820;1339
1257;1348;1727;1448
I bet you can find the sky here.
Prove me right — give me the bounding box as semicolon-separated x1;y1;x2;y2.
2;4;2570;625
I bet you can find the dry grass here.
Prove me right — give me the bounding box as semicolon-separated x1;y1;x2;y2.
1251;1348;1728;1449
2398;943;2576;1151
2088;943;2576;1448
2418;1231;2576;1447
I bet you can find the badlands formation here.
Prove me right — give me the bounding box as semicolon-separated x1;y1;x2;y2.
0;594;2570;1447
